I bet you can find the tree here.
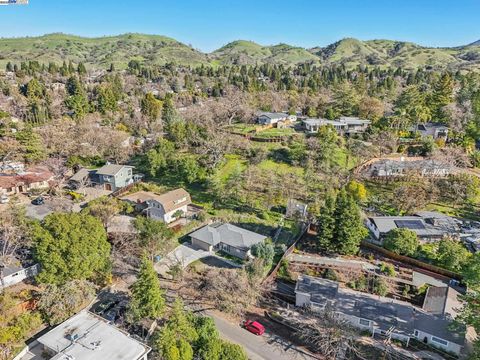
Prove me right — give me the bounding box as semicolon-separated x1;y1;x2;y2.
346;180;367;203
33;212;111;284
83;196;122;228
358;96;384;122
316;193;336;252
144;138;175;177
128;256;165;321
219;341;248;360
0;204;30;258
462;253;480;290
331;190;367;255
14;126;46;163
133;217;174;260
430;73;454;121
436;237;471;272
38;280;95;325
141;93;162;121
65;77;90;119
251;241;275;266
383;228;419;256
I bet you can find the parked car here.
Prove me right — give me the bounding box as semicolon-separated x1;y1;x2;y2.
31;196;45;205
92;300;117;316
243;320;265;335
0;195;9;204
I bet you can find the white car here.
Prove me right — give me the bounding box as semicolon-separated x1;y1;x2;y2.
0;195;9;204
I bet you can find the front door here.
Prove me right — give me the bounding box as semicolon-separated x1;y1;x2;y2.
105;183;112;191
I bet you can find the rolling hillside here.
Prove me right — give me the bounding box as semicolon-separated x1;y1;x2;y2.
0;33;479;71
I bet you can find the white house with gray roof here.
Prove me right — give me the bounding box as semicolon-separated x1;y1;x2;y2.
256;112;296;125
295;276;466;355
190;223;267;259
303;116;371;135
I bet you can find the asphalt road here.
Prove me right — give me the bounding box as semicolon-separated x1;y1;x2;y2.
210;313;312;360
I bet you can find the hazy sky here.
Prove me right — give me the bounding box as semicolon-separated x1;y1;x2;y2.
0;0;479;51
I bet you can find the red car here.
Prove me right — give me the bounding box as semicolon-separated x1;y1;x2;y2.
243;320;265;335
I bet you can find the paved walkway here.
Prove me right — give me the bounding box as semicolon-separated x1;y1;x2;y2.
154;244;210;276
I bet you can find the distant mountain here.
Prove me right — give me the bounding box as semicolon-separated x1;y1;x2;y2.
211;40;319;65
0;33;209;69
467;40;480;47
0;33;479;71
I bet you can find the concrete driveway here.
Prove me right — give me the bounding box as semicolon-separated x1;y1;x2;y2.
155;243;210;276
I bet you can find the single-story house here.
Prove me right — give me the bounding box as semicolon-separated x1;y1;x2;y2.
256;112;296;125
295;276;466;355
412;123;449;140
0;256;39;289
303;116;371;135
20;311;151;360
366;159;452;178
366;211;460;242
70;164;139;192
121;188;191;224
422;286;463;318
190;223;267;260
0;166;54;196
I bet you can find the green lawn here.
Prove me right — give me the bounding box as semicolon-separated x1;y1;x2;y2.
253;127;296;139
228;123;259;134
257;159;304;176
216;154;247;182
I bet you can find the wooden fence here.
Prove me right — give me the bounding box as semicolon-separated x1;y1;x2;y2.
361;241;462;281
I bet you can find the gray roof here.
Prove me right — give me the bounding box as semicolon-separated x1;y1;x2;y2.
369;212;459;238
423;286;463;318
415;123;449;137
368;159;452;176
257;112;288;120
37;311;150;360
295;276;465;345
339;116;372;125
95;164;134;176
69;168;94;182
190;223;267;251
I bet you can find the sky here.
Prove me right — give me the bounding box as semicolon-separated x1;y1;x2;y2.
0;0;479;52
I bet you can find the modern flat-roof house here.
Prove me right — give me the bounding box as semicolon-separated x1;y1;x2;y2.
366;211;460;242
121;189;191;224
21;311;151;360
295;276;466;355
190;223;267;260
256;112;296;125
366;159;452;178
302;116;371;135
412;123;449;140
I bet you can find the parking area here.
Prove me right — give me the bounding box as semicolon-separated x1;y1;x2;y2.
154;243;211;277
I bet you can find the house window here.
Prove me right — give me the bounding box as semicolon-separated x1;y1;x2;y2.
431;337;448;346
359;318;370;326
414;330;419;337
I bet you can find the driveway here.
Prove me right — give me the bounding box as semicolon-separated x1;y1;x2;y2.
154;243;210;276
210;312;312;360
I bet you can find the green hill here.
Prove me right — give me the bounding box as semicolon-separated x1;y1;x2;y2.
0;33;479;71
0;33;208;69
211;40;319;65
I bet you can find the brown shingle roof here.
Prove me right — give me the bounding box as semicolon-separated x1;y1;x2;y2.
121;189;191;213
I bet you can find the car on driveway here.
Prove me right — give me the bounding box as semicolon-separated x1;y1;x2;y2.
243;320;265;335
92;299;117;316
31;196;45;205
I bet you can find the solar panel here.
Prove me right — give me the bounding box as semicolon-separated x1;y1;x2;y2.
394;219;425;230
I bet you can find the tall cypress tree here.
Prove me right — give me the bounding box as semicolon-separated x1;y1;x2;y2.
317;193;336;252
331;189;368;255
128;256;165;321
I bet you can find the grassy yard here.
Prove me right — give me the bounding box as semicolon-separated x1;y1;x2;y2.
228;123;260;134
253;127;296;139
257;159;304;176
215;154;247;182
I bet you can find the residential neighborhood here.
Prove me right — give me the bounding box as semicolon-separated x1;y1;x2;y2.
1;2;480;360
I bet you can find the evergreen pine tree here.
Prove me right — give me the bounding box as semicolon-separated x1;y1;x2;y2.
317;193;336;252
128;256;165;321
331;189;368;255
